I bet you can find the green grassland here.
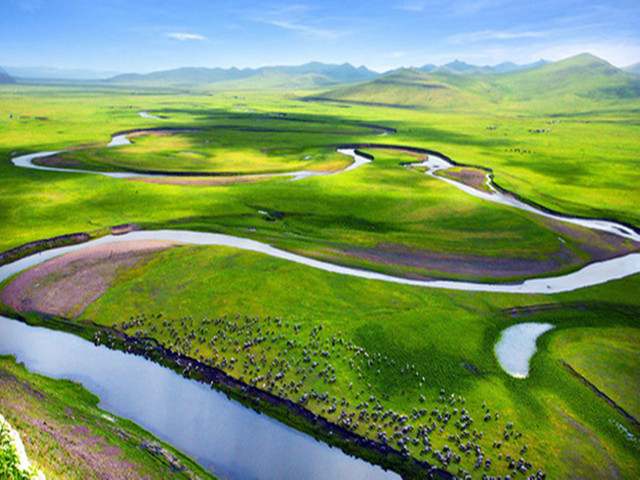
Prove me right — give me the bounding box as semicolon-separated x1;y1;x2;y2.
50;125;358;175
547;327;640;420
17;242;638;479
1;55;639;479
0;355;217;479
1;87;637;281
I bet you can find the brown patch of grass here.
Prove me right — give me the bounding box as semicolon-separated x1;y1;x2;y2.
435;167;491;192
315;242;580;279
130;175;268;186
33;154;83;168
0;241;175;319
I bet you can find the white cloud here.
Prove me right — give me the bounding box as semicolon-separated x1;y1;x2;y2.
448;29;548;44
166;32;207;41
241;3;342;39
396;1;426;11
265;19;340;39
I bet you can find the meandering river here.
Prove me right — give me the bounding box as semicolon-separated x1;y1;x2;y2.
7;133;640;293
4;127;640;477
4;228;639;294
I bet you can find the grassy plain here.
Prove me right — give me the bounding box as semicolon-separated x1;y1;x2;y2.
0;78;639;479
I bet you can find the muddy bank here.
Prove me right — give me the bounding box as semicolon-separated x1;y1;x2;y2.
111;223;142;235
435;167;489;192
318;242;585;280
0;233;90;266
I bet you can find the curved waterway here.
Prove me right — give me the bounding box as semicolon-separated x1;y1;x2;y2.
4;229;640;294
4;129;640;476
407;152;640;242
0;316;398;480
138;111;163;120
8;132;640;291
11;131;640;241
494;323;555;377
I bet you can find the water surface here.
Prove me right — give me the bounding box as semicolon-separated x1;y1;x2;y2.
0;316;398;480
494;323;555;377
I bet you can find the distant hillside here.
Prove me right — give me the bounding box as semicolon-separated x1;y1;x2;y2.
107;62;378;89
0;67;17;84
308;68;484;109
311;53;640;112
491;60;549;73
4;66;121;80
109;66;256;87
486;53;640;105
623;62;640;77
417;64;437;73
430;59;548;75
433;60;494;75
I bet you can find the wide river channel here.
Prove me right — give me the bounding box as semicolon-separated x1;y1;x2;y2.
0;312;398;480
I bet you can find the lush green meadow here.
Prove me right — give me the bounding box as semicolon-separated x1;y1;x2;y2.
0;78;639;479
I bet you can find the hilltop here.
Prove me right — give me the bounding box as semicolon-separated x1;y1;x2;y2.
306;68;484;109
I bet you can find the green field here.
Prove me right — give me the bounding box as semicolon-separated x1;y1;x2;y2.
1;55;639;479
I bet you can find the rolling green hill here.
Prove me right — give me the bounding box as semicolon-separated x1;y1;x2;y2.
487;53;640;104
308;68;486;109
312;53;640;113
623;62;640;77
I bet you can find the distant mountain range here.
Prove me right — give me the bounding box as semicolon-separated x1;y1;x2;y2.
0;59;570;88
102;59;554;89
0;67;17;84
3;66;122;80
106;62;379;90
416;59;549;75
310;53;640;112
2;55;639;104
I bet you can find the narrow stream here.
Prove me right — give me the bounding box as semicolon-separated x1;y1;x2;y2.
408;154;640;242
4;229;639;294
11;135;370;181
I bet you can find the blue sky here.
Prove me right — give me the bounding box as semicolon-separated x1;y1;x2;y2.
1;0;639;73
